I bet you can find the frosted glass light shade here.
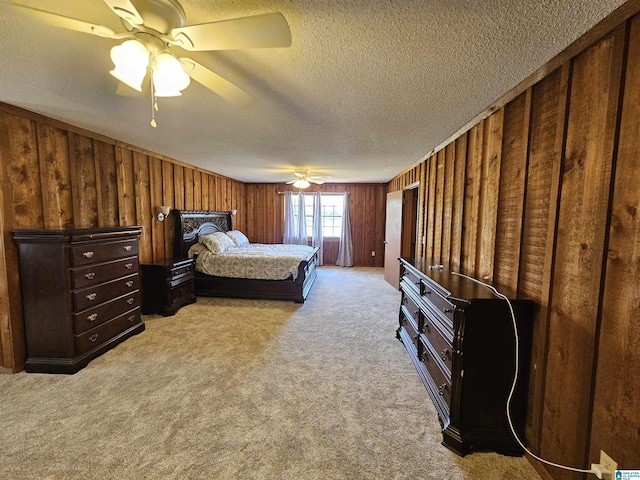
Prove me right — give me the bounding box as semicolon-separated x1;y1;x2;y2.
292;179;311;189
109;40;149;92
153;53;190;97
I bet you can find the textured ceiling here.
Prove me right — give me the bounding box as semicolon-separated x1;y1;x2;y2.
0;0;628;183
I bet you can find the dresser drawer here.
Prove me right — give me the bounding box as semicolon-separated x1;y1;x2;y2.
170;271;194;288
73;274;139;312
70;239;139;267
169;264;193;282
421;282;455;328
401;292;421;325
75;307;141;355
400;310;420;354
169;280;195;304
419;338;452;408
420;312;453;376
71;257;139;289
74;290;141;334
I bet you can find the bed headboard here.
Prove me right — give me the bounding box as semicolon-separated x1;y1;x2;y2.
173;210;233;258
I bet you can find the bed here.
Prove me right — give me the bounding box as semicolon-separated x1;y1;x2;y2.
173;210;319;303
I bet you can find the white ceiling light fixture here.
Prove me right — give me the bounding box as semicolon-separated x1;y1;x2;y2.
109;39;149;91
292;179;311;189
152;52;190;97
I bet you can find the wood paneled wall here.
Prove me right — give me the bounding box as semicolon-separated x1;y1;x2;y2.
0;103;245;373
244;183;386;267
388;15;640;480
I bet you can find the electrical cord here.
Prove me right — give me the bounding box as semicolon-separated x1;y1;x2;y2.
450;271;596;475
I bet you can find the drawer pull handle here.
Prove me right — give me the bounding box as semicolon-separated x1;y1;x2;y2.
424;290;431;295
126;298;134;305
86;293;97;301
402;297;407;305
438;383;447;395
87;313;98;322
126;281;134;287
84;272;96;280
128;315;135;322
440;348;449;360
82;251;94;259
124;245;132;251
413;310;418;319
89;334;99;343
125;263;133;269
443;308;452;314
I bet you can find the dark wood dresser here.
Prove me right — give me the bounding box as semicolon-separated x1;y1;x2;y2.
12;226;145;374
140;258;196;316
397;257;535;456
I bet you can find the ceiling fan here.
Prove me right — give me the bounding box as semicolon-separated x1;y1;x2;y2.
10;0;292;124
286;170;332;189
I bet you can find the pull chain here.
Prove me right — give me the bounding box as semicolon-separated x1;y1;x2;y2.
150;77;158;128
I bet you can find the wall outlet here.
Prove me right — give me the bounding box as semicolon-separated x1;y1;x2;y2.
371;250;375;256
600;450;617;473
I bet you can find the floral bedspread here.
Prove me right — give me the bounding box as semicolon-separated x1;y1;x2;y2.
195;243;316;280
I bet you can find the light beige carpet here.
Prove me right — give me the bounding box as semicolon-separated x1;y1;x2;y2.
0;267;542;480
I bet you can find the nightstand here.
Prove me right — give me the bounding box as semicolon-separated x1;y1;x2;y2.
140;258;196;316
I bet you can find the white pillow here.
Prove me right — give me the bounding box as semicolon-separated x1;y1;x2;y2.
226;230;249;247
199;232;236;254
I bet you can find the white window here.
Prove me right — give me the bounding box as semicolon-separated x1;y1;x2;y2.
291;193;344;238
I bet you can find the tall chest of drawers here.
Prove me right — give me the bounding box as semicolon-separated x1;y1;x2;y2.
13;226;145;374
397;257;535;456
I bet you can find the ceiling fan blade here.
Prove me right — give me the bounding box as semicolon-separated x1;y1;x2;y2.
286;179;297;185
103;0;143;26
11;4;118;38
181;58;252;106
171;12;291;51
309;179;325;185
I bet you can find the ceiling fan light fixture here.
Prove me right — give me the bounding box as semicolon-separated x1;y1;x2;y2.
152;53;191;97
292;179;311;189
109;39;149;92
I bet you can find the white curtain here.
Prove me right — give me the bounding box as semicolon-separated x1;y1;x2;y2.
311;192;323;265
295;191;308;245
283;191;297;244
336;192;353;267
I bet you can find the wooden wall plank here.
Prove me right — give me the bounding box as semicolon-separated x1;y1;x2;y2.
1;114;43;229
193;171;202;210
37;124;73;229
173;165;185;210
477;109;504;281
441;143;455;264
433;151;445;262
68;133;98;228
494;92;531;290
588;14;640;468
520;65;570;452
162;161;175;260
116;147;136;227
149;157;165;261
416;162;427;258
201;173;210;211
450;133;467;267
541;25;625;475
462;122;484;273
425;157;436;259
184;168;194;210
133;152;152;264
93;140;118;227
